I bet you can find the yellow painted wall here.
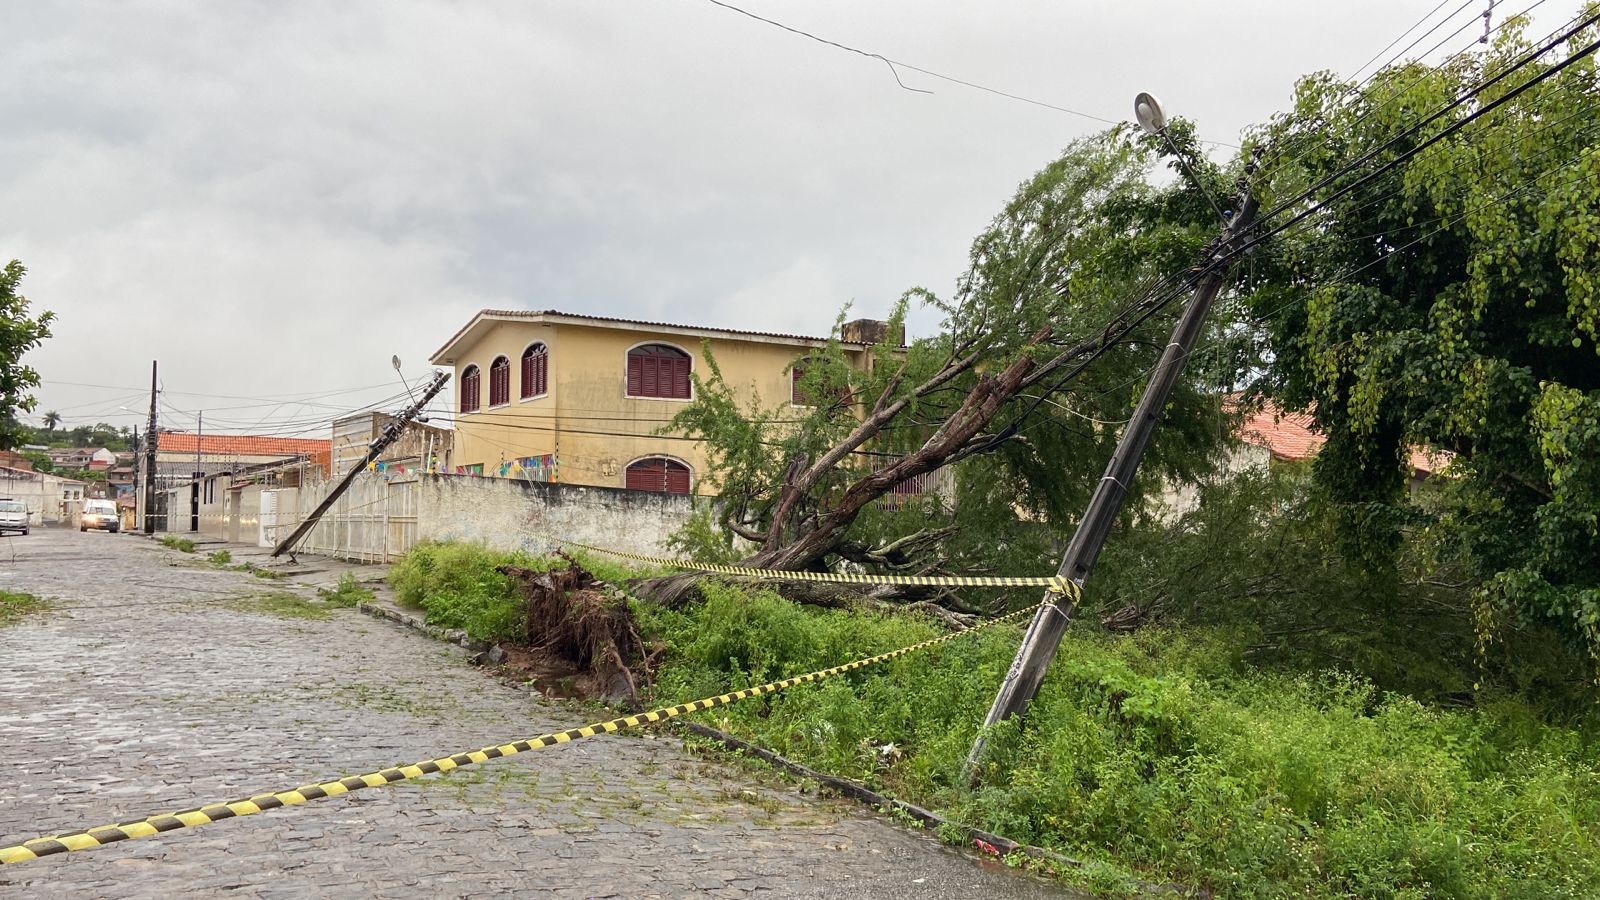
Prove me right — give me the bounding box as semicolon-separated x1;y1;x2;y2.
447;319;860;494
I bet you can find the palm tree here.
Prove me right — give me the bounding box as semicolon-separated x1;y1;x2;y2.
42;411;61;434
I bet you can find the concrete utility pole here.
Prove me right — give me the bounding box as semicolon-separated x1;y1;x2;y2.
271;370;450;558
142;361;159;534
964;142;1260;781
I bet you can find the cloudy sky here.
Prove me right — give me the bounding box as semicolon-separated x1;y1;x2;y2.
3;0;1557;437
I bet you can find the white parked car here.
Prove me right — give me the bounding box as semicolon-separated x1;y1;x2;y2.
0;499;30;535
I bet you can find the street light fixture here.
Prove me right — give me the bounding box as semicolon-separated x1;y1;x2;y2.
1133;92;1230;227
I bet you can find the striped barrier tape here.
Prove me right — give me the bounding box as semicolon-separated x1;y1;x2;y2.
0;602;1040;866
550;536;1083;600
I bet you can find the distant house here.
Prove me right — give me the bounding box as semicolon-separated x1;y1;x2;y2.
139;431;331;533
331;411;453;476
0;467;88;525
43;447;117;471
1234;401;1450;483
108;465;137;497
1158;399;1451;519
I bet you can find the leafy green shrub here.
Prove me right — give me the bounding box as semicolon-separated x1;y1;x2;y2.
388;541;550;642
160;536;195;553
207;549;232;566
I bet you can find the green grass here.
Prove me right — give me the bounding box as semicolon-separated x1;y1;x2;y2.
0;589;49;626
394;540;1600;896
206;549;232;566
634;583;1600;899
229;592;333;620
319;572;375;608
160;536;195;553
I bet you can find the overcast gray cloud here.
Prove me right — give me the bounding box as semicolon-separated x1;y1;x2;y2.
3;0;1559;435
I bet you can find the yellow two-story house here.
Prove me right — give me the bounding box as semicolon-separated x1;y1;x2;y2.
429;310;898;495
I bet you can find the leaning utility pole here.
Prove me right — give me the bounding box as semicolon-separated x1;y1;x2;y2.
271;370;449;558
965;148;1260;781
142;361;159;534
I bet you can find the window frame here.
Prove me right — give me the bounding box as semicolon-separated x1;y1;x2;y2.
459;364;481;414
623;341;693;401
520;342;549;400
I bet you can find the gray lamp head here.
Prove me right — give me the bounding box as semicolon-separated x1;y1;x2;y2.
1134;92;1167;135
392;355;403;372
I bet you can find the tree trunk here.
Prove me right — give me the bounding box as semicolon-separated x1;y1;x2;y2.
633;339;1051;606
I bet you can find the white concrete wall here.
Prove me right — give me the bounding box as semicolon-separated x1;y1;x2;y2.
416;473;692;558
1151;443;1272;523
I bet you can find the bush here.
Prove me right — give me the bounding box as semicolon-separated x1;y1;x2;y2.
160;536;195;553
207;550;232;566
388;542;547;643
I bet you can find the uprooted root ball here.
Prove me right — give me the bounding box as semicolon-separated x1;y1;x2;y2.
498;554;655;703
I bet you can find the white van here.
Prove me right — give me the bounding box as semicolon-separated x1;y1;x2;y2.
81;498;120;533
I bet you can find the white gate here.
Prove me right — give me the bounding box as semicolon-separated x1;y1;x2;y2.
258;490;279;548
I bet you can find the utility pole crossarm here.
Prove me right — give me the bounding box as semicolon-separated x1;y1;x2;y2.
964;161;1261;782
270;370;450;558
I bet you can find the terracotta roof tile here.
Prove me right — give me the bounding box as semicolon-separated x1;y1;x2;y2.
154;433;330;457
1230;398;1453;475
1236;401;1324;462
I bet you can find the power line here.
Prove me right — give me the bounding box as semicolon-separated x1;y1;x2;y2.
1246;17;1600;256
695;0;1241;148
1256;2;1591;224
1259;0;1557;180
1348;0;1467;81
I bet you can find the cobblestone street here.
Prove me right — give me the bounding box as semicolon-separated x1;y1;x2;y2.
0;529;1076;898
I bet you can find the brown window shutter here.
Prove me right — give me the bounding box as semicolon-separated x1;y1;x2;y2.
627;353;644;396
672;355;691;399
521;345;547;398
665;460;691;494
625;458;662;491
461;367;480;413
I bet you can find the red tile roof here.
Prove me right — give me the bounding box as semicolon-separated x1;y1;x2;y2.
1237;402;1324;462
1233;399;1450;476
431;309;871;363
153;433;330;458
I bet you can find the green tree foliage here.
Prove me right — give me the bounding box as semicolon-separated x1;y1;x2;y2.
663;130;1248;595
1246;19;1600;663
0;261;54;451
20;450;53;473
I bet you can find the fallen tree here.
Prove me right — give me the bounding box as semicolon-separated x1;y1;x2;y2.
639;127;1250;606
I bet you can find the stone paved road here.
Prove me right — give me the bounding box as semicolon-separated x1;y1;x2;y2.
0;529;1078;899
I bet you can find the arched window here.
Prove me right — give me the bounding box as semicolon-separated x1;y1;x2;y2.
460;365;481;413
489;356;511;406
625;343;691;399
625;456;692;494
521;343;548;399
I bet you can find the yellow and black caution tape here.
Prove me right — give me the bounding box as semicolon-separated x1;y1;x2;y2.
0;602;1040;866
552;536;1083;600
